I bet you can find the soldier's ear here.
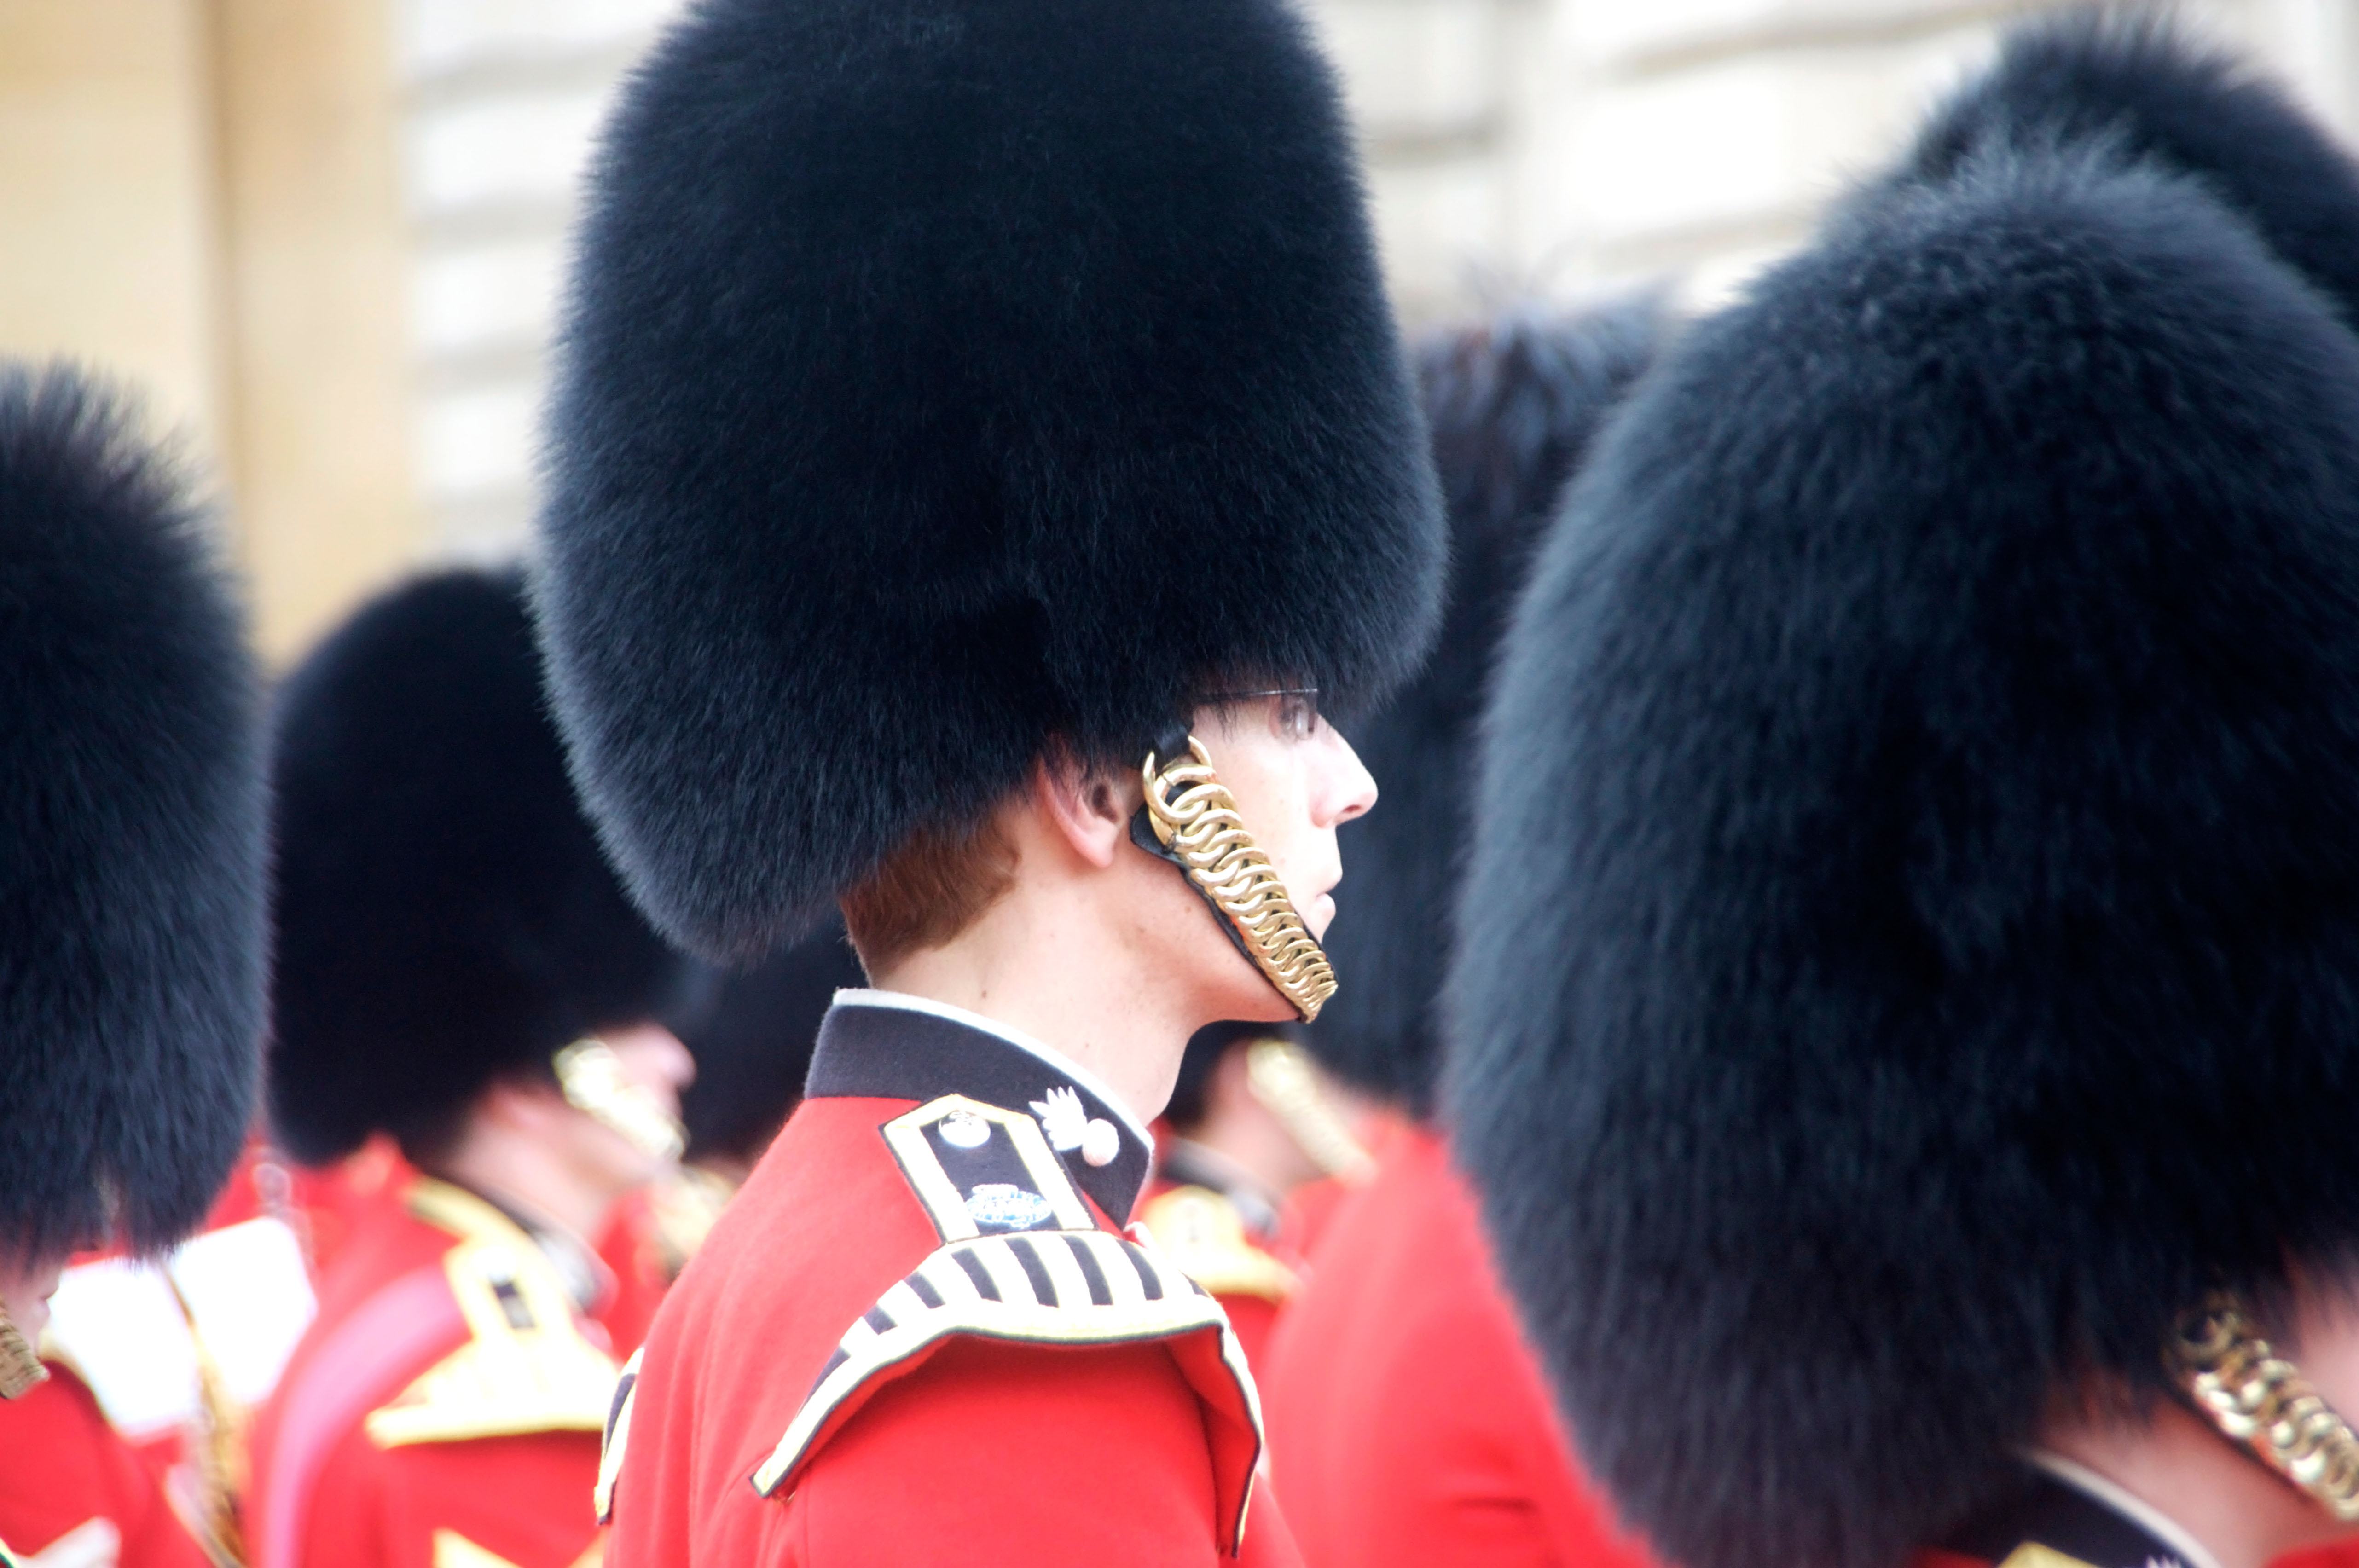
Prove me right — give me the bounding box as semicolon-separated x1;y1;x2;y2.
1031;747;1132;871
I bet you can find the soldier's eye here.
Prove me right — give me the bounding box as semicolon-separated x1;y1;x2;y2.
1276;694;1319;739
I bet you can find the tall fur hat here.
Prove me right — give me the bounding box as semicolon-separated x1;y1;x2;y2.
536;0;1444;962
1901;9;2359;324
1310;304;1660;1114
270;568;699;1165
0;364;266;1259
1444;136;2359;1568
677;921;864;1168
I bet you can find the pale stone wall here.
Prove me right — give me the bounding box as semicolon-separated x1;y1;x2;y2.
0;1;225;445
1320;0;2359;321
400;0;685;561
0;0;415;660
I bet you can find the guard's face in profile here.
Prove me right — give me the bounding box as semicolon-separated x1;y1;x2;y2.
1190;693;1376;946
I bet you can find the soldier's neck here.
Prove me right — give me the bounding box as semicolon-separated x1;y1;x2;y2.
869;762;1300;1125
2038;1401;2338;1568
871;892;1201;1127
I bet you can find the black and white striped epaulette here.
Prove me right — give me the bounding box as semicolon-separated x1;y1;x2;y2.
748;1094;1261;1513
750;1225;1242;1495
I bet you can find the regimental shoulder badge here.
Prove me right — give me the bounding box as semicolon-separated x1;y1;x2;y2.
881;1094;1097;1240
365;1181;620;1449
1137;1186;1300;1303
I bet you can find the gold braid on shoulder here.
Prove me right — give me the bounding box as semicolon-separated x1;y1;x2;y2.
2169;1295;2359;1520
1140;737;1337;1022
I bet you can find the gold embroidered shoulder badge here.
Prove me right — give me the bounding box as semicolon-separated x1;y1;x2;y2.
364;1182;619;1449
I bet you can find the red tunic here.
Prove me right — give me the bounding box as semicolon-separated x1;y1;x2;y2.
246;1175;618;1568
2283;1545;2359;1568
1262;1123;1657;1568
593;1190;670;1359
596;993;1302;1566
0;1366;209;1568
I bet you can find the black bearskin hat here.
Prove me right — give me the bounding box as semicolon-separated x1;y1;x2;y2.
536;0;1444;962
1311;304;1660;1114
678;921;864;1169
1445;81;2359;1568
1902;10;2359;324
0;364;267;1259
270;568;699;1165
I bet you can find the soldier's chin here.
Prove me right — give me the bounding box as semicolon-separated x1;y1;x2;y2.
1200;930;1299;1025
1305;890;1337;940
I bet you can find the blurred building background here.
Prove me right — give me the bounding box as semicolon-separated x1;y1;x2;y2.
1;0;2352;657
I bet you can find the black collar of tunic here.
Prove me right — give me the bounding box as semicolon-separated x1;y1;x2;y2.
804;998;1152;1224
1938;1463;2194;1568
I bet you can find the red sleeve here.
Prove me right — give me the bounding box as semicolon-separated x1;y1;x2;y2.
302;1422;604;1568
0;1369;209;1568
780;1337;1258;1567
2273;1547;2359;1568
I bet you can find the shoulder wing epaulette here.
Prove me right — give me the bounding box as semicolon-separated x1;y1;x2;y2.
751;1226;1245;1498
364;1228;618;1449
1138;1186;1300;1302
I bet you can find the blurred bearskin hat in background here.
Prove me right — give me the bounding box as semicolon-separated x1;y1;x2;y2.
678;920;864;1171
1900;9;2359;323
1446;20;2359;1568
269;568;701;1166
0;362;267;1258
535;0;1444;963
1310;303;1661;1114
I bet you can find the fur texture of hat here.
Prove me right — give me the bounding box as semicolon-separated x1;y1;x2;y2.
535;0;1443;962
678;921;864;1168
1310;304;1661;1115
270;568;699;1165
1902;9;2359;324
0;364;266;1258
1444;143;2359;1568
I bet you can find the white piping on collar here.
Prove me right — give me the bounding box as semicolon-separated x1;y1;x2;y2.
831;988;1157;1155
2023;1450;2226;1568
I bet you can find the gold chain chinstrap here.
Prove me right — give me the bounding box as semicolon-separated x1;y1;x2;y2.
2169;1296;2359;1520
1142;737;1338;1022
0;1303;46;1400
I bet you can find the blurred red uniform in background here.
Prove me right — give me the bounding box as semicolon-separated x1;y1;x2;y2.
1264;1124;1658;1568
